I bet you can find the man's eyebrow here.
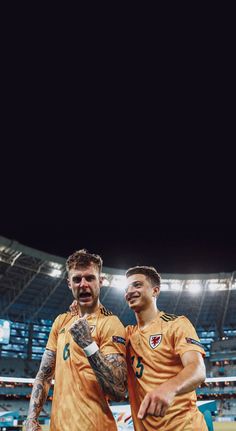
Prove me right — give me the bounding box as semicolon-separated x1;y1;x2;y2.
128;281;143;287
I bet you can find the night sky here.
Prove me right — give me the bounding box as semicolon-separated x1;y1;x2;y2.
1;220;235;274
1;30;235;277
1;141;235;275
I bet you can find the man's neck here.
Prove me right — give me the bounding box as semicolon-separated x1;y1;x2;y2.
79;300;100;317
135;304;160;330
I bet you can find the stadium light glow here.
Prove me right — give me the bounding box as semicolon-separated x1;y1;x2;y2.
111;275;126;290
208;282;226;291
185;281;202;294
160;283;169;291
50;269;62;278
101;276;110;287
170;281;182;291
47;261;64;278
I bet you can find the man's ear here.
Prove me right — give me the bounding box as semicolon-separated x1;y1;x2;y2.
152;285;160;298
68;277;72;290
99;276;103;287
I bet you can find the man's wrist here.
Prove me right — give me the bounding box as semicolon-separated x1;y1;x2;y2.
83;341;99;357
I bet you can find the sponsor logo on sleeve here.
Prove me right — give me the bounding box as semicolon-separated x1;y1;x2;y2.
112;336;126;345
185;337;204;349
149;334;162;349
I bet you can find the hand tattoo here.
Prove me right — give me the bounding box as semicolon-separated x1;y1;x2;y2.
69;317;127;401
69;318;93;348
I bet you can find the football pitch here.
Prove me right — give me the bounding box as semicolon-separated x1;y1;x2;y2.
214;423;235;431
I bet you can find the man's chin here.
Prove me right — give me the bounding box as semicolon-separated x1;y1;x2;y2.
78;298;94;307
128;302;141;312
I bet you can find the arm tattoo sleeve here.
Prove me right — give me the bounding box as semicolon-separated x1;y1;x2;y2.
88;352;127;401
69;318;127;400
27;349;56;421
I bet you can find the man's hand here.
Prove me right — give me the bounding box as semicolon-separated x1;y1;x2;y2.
138;383;176;419
138;351;206;420
25;418;42;431
69;315;93;349
69;300;79;315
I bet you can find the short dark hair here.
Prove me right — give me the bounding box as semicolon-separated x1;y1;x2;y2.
126;266;161;287
66;249;103;274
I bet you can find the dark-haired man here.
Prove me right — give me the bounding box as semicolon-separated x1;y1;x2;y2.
25;249;127;431
125;266;207;431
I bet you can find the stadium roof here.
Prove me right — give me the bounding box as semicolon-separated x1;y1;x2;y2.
0;236;235;334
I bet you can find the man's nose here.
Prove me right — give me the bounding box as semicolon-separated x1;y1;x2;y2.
125;285;134;295
80;277;88;287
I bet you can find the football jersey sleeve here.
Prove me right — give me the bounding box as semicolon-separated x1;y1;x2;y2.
46;314;62;352
99;316;126;356
172;316;205;357
125;325;135;346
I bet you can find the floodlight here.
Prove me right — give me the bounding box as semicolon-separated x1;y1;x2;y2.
111;275;126;290
50;269;62;278
208;282;226;291
102;277;110;287
185;281;202;294
170;281;182;291
160;283;169;291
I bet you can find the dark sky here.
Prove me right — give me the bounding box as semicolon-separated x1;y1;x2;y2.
1;153;236;273
1;219;235;274
1;156;235;274
1;133;235;275
1;28;235;276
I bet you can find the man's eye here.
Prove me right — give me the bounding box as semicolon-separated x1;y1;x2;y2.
73;277;81;283
125;283;142;292
85;275;95;282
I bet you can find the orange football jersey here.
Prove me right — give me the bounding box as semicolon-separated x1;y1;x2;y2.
46;304;126;431
126;311;207;431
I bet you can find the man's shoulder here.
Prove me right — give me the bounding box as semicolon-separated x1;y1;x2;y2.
160;311;181;322
99;305;114;318
98;305;125;329
53;312;74;328
160;311;188;325
160;311;189;326
125;324;137;338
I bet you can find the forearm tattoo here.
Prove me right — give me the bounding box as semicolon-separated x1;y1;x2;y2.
27;350;56;421
25;418;42;431
88;352;127;401
69;319;127;400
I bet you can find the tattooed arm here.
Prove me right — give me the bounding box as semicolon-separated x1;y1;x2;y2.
69;318;127;401
88;351;127;401
25;349;56;431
